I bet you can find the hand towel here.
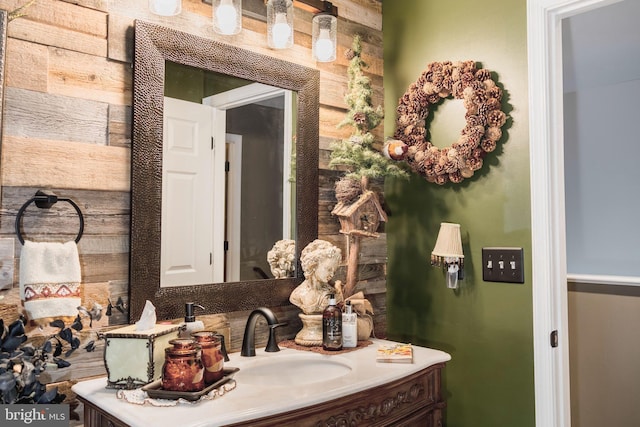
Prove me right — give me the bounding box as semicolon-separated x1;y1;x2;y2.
19;240;82;322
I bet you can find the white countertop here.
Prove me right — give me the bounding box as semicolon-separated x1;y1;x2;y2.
72;338;451;427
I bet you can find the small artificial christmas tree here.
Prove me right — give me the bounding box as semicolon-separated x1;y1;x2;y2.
329;35;409;306
329;34;409;195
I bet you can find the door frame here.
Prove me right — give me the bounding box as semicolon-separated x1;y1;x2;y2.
225;133;242;282
204;83;294;239
527;0;623;426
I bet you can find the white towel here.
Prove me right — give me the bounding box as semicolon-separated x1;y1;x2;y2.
19;240;82;322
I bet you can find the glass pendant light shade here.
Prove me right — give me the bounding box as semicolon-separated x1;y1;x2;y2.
312;13;337;62
149;0;182;16
267;0;294;49
212;0;242;35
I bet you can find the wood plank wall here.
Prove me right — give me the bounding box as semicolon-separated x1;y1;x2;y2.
0;0;384;400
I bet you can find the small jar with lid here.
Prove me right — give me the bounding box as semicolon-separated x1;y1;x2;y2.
191;331;224;384
162;338;205;392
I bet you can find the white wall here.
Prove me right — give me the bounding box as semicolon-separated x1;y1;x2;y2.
563;0;640;277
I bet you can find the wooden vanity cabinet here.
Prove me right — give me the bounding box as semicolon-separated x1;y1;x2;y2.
227;362;445;427
79;363;445;427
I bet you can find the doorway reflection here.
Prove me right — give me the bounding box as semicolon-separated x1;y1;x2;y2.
162;61;296;286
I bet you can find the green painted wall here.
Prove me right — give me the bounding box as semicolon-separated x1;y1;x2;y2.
383;1;535;426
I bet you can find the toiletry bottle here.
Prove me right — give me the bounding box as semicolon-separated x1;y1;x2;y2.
323;294;342;351
342;300;358;348
179;303;205;338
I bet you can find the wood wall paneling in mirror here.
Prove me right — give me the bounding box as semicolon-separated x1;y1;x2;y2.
131;20;319;321
0;10;6;147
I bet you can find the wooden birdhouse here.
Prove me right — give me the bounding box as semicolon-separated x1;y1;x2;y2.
331;190;388;237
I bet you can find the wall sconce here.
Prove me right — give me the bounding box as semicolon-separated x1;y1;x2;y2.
199;0;338;61
149;0;182;16
212;0;243;35
431;223;464;289
267;0;294;49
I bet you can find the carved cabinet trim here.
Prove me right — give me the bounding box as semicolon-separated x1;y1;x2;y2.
227;362;445;427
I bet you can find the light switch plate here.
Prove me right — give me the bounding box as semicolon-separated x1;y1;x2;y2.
482;247;524;283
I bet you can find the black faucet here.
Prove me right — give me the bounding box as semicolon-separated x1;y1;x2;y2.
240;308;287;357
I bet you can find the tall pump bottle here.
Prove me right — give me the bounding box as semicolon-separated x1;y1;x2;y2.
322;294;342;351
342;300;358;348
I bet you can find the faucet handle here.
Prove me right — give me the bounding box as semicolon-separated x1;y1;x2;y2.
265;322;287;353
269;322;288;329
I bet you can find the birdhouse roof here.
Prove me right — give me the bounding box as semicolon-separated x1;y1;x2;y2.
331;190;388;221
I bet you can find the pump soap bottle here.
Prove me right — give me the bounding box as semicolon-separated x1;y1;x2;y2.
179;302;205;338
322;294;342;351
342;300;358;348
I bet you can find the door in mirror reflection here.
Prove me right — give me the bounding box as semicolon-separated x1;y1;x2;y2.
161;76;295;287
162;97;218;287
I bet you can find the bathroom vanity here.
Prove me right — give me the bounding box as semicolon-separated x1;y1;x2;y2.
73;339;450;427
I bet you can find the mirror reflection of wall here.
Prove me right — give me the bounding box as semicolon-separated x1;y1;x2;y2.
162;61;296;287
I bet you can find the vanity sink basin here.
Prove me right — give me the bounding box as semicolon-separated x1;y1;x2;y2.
235;353;352;386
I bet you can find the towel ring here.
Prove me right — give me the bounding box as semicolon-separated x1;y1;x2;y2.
15;191;84;245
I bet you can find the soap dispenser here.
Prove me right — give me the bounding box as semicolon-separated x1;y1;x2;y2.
322;294;342;351
342;300;358;348
179;303;205;338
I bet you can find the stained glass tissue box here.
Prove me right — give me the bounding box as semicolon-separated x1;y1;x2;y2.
103;323;180;389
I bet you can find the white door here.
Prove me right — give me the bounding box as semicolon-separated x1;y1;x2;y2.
161;97;224;286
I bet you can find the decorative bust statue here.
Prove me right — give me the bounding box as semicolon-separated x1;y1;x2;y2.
267;239;296;279
289;239;343;315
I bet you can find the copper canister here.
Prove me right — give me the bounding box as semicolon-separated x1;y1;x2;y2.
161;338;205;392
191;331;224;384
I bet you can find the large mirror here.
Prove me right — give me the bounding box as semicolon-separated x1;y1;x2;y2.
130;20;319;321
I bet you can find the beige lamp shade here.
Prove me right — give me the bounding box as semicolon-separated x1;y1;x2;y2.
432;223;463;258
431;223;463;289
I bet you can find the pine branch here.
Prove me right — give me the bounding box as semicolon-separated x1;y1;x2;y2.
9;0;36;21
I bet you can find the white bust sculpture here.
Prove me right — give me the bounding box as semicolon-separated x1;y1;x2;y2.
289;239;343;315
267;239;296;279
